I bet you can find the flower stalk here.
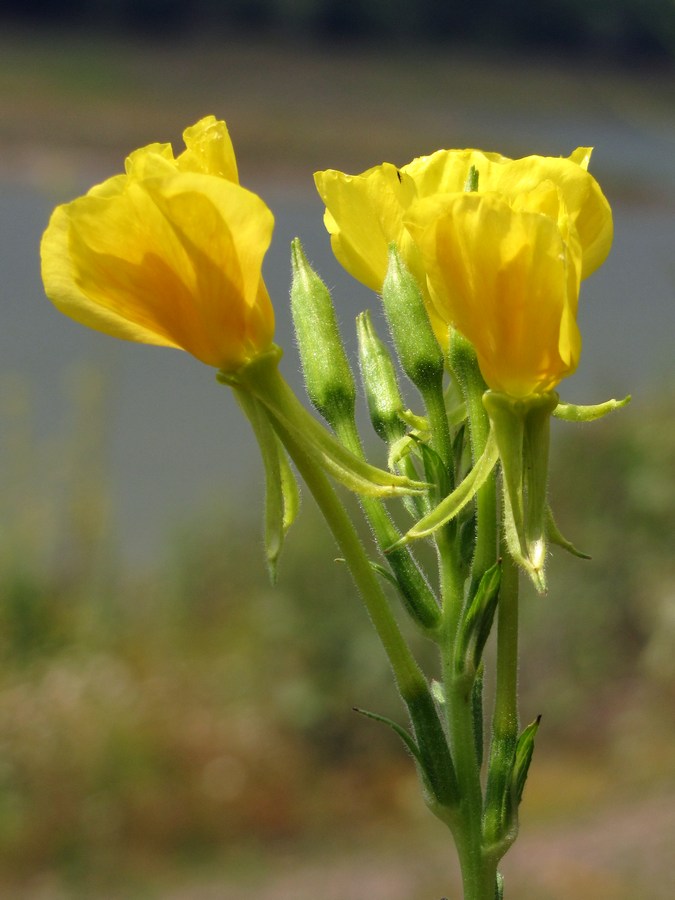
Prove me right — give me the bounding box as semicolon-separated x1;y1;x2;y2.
40;118;625;899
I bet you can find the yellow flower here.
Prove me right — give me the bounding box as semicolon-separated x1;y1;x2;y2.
315;148;613;394
41;116;275;372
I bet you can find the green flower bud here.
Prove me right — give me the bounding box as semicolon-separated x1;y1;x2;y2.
356;310;406;443
381;244;444;394
290;237;356;430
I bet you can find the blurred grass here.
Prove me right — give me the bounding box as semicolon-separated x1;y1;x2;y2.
0;370;673;896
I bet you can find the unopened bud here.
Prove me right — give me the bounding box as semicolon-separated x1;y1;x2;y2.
381;245;444;393
290;238;355;430
356;310;406;443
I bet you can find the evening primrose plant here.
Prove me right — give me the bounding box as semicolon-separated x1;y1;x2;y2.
40;116;629;899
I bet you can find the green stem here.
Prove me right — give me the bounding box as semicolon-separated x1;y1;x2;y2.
484;544;520;856
420;375;455;480
334;416;440;631
441;554;496;899
267;408;457;808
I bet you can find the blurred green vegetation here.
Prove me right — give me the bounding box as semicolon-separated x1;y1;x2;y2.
0;372;673;894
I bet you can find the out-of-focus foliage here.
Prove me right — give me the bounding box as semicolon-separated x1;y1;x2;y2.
521;392;675;748
0;383;673;888
2;0;675;62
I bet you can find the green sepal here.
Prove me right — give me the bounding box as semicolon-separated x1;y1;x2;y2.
232;388;299;582
457;561;502;673
395;428;499;546
553;395;631;422
512;714;541;806
495;873;504;900
353;706;424;769
546;505;591;560
222;350;428;500
483;391;559;593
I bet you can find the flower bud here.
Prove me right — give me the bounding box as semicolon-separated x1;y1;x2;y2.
381;245;444;394
356;310;406;443
290;238;356;430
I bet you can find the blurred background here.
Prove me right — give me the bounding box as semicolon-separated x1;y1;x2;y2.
1;2;674;897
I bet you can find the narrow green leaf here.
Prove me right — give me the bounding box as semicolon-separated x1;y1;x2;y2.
458;561;502;671
353;706;423;768
512;715;541;806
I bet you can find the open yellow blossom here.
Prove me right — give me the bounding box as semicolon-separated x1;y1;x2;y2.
41;116;275;372
314;148;612;380
406;184;585;397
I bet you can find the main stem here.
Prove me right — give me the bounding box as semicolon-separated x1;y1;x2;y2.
440;543;497;899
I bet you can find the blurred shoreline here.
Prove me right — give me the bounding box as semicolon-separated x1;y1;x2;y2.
2;27;675;206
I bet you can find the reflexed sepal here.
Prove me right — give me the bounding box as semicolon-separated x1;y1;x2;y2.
482;390;559;593
395;429;499;546
232;389;299;582
546;505;591;560
290;238;356;431
221;349;428;499
553;395;631;422
456;561;502;674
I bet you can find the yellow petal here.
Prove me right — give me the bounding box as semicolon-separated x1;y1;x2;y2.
483;151;612;279
314;163;418;291
41;169;274;371
402;147;509;197
41;199;182;352
178;115;239;183
406;193;582;397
